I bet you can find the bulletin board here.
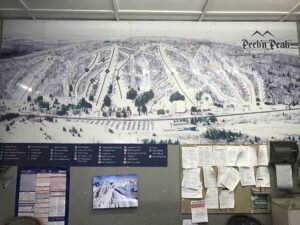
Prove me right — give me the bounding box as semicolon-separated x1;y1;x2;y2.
180;144;271;214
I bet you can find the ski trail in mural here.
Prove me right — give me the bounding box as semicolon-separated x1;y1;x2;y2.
0;37;299;144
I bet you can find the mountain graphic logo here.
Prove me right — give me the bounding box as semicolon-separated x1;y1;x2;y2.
251;31;275;37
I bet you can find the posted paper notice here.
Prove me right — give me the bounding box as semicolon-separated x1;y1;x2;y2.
182;147;198;168
191;200;208;223
182;168;202;189
258;145;269;166
256;166;270;187
205;188;219;209
239;167;256;186
183;219;198;225
220;167;240;191
219;190;235;209
203;166;217;188
197;145;212;166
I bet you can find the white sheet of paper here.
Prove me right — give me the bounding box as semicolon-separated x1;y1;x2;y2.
197;145;212;166
239;167;256;186
217;167;231;187
258;145;269;166
48;222;64;225
249;146;258;166
203;166;217;188
182;219;198;225
182;187;203;199
205;188;219;209
220;167;240;191
19;192;35;202
182;147;198;168
212;146;227;166
226;146;241;166
275;164;293;189
236;146;251;167
191;200;208;223
219;190;235;209
182;168;202;189
49;197;65;217
256;166;270;187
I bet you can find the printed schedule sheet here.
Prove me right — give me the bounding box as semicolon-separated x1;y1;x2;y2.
17;167;69;225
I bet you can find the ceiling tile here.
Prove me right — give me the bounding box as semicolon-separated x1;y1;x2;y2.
206;0;299;12
120;13;200;21
32;11;116;20
286;13;300;21
204;13;283;21
118;0;205;11
0;0;23;9
25;0;114;10
0;10;31;19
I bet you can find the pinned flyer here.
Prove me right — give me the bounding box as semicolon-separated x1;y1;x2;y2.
220;167;240;191
182;147;198;168
217;167;231;187
219;190;235;209
182;187;203;199
182;219;198;225
258;145;269;166
212;146;227;166
191;200;208;223
205;188;219;209
256;166;270;188
182;168;202;189
239;167;256;186
197;145;212;166
203;166;217;188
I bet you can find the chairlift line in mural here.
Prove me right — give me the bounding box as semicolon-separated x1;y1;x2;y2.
0;21;299;144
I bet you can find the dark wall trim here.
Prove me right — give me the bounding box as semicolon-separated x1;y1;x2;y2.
297;22;300;56
0;19;3;49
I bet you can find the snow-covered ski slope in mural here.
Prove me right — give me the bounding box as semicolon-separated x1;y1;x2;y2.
0;21;299;144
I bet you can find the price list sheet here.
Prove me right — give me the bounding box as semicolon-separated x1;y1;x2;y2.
16;167;69;225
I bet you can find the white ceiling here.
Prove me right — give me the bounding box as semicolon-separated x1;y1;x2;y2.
0;0;299;21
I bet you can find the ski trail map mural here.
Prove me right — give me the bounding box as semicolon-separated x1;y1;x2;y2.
0;21;299;144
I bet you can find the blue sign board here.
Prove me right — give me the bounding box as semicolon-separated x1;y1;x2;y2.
0;144;167;167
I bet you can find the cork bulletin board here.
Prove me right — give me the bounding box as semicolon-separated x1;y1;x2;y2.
180;144;271;214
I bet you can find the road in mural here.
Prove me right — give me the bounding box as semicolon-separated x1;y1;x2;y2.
0;25;299;144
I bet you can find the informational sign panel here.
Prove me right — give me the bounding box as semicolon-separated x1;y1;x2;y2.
16;167;70;225
0;143;167;167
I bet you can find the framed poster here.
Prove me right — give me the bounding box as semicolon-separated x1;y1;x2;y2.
16;166;70;225
93;174;138;209
0;21;299;144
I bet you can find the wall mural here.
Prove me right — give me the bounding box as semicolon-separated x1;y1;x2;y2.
0;21;299;144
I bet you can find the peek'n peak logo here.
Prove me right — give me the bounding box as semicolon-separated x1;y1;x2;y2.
242;30;290;50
